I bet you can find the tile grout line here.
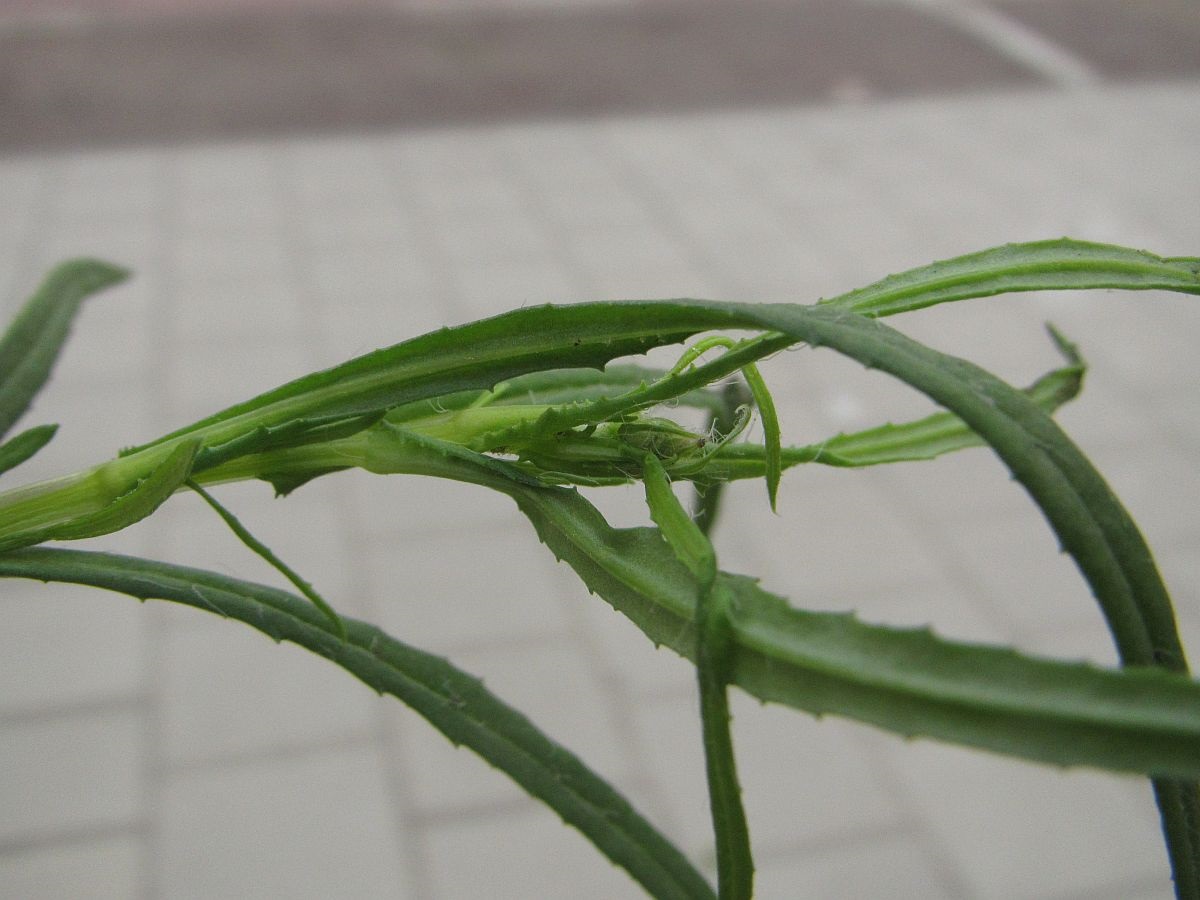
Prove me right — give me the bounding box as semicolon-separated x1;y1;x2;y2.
0;821;152;859
0;694;147;728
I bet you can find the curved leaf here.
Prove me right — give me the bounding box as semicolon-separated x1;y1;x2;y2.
0;259;129;439
822;238;1200;318
0;547;715;900
0;424;58;478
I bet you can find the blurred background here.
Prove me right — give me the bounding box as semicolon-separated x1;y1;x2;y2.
1;1;1199;897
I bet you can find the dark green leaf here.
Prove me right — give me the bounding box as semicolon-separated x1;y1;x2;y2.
0;424;58;477
0;547;714;900
0;259;129;439
822;238;1200;318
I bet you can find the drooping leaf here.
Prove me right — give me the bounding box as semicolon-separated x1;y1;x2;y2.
0;424;58;478
0;259;129;439
0;547;715;900
822;238;1200;318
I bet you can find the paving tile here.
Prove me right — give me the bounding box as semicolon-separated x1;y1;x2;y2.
31;223;159;281
146;477;369;619
369;523;573;654
1016;609;1131;668
159;746;410;899
0;580;144;715
160;335;310;426
922;508;1104;640
719;460;947;603
434;212;552;270
879;447;1042;531
568;587;698;699
455;257;578;318
48;162;161;232
578;259;719;304
384;699;529;815
0;834;144;900
308;244;451;342
0;160;47;262
0;708;142;843
1155;545;1200;666
753;832;958;900
170;229;291;289
630;692;908;862
1088;440;1200;553
423;804;648;900
158;615;376;766
12;381;155;485
386;637;636;814
889;740;1171;900
293;202;413;256
344;465;522;544
172;276;304;343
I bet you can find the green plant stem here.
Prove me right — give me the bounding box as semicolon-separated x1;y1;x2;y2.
644;455;753;898
185;479;346;640
0;424;58;477
695;587;751;900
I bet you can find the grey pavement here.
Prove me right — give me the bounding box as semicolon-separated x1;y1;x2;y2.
1;2;1199;898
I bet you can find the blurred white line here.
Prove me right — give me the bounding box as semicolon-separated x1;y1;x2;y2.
904;0;1101;88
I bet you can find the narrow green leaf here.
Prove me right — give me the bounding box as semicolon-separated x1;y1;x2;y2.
740;362;781;511
0;424;58;477
0;547;715;900
822;238;1200;318
643;455;715;590
0;259;129;439
487;365;731;417
121;304;742;457
191;411;386;473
